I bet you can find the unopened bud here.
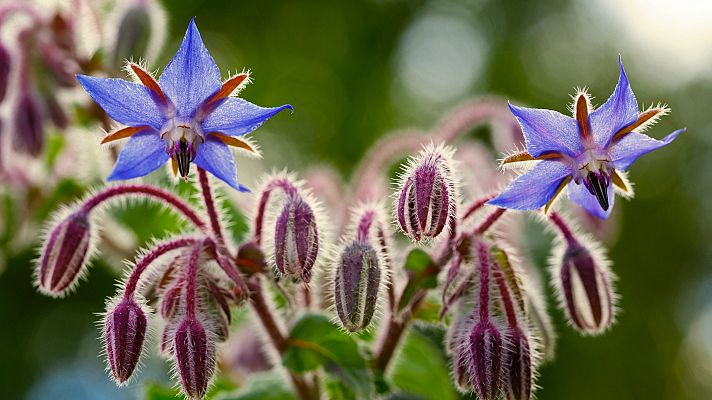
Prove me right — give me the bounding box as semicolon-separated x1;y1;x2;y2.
36;210;93;297
161;281;183;320
13;91;45;156
557;243;615;335
104;298;147;384
174;317;215;400
112;6;151;70
396;144;456;242
0;42;10;103
469;320;504;400
274;197;319;282
503;327;533;400
333;242;381;332
236;240;266;274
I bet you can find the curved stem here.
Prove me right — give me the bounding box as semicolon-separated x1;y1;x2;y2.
475;207;506;235
122;237;200;300
476;240;491;321
493;260;518;328
252;177;298;246
461;194;497;221
197;168;225;243
549;211;579;246
80;184;207;231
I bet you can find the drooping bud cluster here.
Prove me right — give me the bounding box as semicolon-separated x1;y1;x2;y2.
331;204;389;332
255;173;322;283
549;212;616;335
36;209;95;297
395;144;457;242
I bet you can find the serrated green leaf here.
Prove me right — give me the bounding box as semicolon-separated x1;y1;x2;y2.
283;313;372;397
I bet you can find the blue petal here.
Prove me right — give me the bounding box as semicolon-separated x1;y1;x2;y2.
609;128;684;171
509;103;583;158
488;160;571;210
567;180;615;219
159;19;221;117
107;129;168;180
202;98;293;137
76;75;164;129
589;58;639;149
193;136;249;191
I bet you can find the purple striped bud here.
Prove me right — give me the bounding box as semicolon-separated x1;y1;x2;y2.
175;317;215;400
469;320;504;400
161;281;183;320
13;91;45;156
504;327;533;400
0;42;10;103
396;145;456;242
36;210;94;297
104;298;147;384
557;243;615;335
333;241;381;332
274;197;319;282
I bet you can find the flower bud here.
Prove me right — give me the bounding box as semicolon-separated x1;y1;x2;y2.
236;240;266;274
503;327;533;400
0;42;11;103
333;241;381;332
175;317;215;400
13;91;45;156
557;243;615;335
112;6;151;70
396;145;456;242
104;298;147;384
274;197;319;282
161;281;183;320
37;210;93;297
469;320;504;400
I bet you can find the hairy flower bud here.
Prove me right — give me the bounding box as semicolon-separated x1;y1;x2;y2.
37;210;93;297
274;197;319;282
175;317;215;400
13;91;45;156
161;281;183;320
0;42;10;103
104;298;147;384
556;242;615;335
334;241;381;332
396;144;456;242
112;6;151;70
504;327;533;400
469;320;504;400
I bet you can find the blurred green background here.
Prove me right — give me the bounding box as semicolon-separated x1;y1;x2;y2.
1;0;710;399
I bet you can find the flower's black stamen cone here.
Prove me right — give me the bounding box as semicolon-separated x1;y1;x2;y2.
177;138;191;178
586;172;609;211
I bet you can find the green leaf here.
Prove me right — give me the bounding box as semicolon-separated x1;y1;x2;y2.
144;381;180;400
404;248;432;274
398;249;437;312
388;327;457;400
217;372;295;400
283;313;372;397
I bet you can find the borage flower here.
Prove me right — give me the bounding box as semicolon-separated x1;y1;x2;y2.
77;19;292;191
489;58;684;218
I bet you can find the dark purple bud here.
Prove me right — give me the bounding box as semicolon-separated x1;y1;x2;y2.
469;320;504;400
274;197;319;282
44;95;69;129
236;240;266;274
36;210;93;297
175;317;215;400
0;42;10;103
558;243;615;335
333;241;381;332
453;346;473;392
161;281;183;320
104;298;147;384
396;145;455;242
112;6;151;70
13;91;45;156
504;327;533;400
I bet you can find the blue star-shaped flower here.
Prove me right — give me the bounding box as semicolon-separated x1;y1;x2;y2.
77;19;292;191
489;58;684;219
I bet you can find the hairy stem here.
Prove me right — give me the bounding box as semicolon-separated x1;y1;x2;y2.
184;243;203;319
123;237;199;299
549;211;578;246
80;184;207;231
475;207;506;235
252;177;299;245
197;168;225;243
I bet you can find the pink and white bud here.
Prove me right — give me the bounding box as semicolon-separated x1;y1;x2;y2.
104;297;148;384
174;317;216;400
274;196;319;283
333;241;382;332
36;210;94;297
395;144;457;242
